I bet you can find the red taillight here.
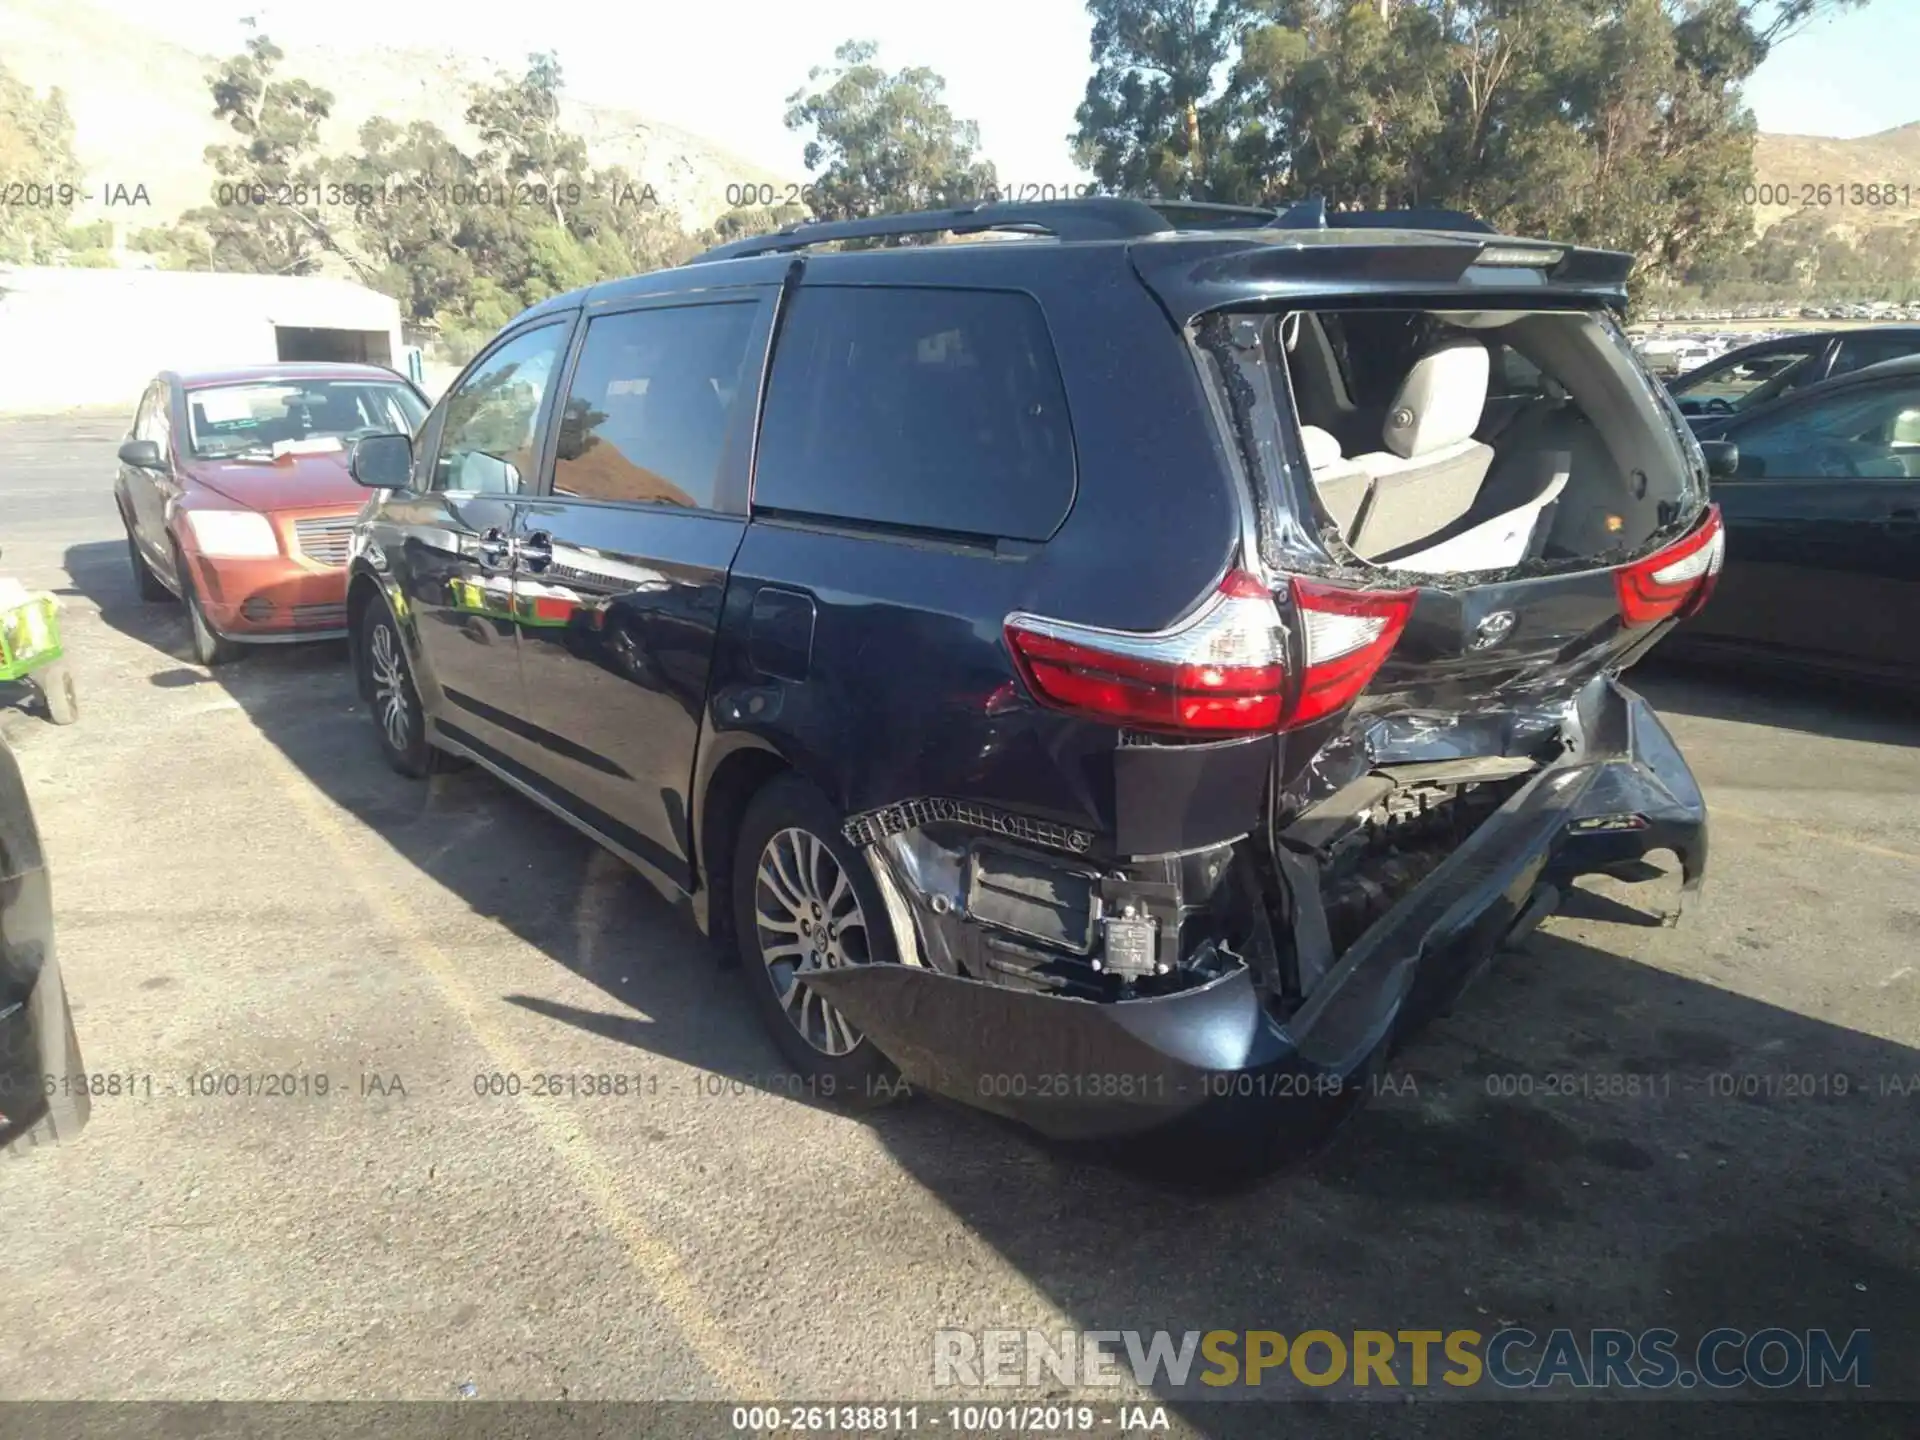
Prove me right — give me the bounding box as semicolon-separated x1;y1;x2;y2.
1003;570;1414;736
1614;505;1725;627
1291;580;1418;726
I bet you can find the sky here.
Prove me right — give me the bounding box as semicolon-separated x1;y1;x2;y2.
95;0;1920;186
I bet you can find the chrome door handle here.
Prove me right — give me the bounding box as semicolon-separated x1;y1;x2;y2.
519;529;553;573
476;527;513;568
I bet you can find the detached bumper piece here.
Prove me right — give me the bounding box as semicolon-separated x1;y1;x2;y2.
811;678;1704;1147
0;864;90;1155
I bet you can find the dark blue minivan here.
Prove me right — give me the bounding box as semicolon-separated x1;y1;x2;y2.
340;198;1718;1163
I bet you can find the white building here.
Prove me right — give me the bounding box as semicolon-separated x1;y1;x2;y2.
0;267;406;414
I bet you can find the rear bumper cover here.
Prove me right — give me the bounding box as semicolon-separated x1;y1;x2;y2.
807;676;1705;1144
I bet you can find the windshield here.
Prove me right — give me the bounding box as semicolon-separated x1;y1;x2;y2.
185;379;428;460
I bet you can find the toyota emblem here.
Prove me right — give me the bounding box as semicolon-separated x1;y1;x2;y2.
1469;610;1517;650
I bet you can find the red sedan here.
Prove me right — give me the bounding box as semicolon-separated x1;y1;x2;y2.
112;364;429;665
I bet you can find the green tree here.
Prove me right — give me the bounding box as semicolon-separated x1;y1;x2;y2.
183;32;346;274
565;162;694;275
465;52;589;229
136;34;695;331
331;117;480;323
444;57;691;319
0;62;84;263
783;41;997;221
1075;0;1264;200
1856;224;1920;297
1076;0;1876;295
696;201;811;249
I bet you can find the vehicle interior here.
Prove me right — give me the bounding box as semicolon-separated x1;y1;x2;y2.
1669;344;1826;415
1276;307;1697;574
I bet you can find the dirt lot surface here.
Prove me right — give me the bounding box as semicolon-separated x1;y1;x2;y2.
1;415;1914;1437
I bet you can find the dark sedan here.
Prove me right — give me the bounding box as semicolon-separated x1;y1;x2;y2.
1671;326;1920;432
0;729;90;1154
1672;355;1920;689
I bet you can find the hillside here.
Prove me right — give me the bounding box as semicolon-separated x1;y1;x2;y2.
0;0;785;233
1750;124;1920;238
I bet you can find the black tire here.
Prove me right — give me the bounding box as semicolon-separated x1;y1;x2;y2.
731;775;904;1107
172;544;241;668
125;525;168;601
357;595;438;778
37;661;78;725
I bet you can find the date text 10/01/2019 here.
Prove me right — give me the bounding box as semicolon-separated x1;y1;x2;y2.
0;1072;406;1100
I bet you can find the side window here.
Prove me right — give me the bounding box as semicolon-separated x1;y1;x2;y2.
431;323;568;494
551;301;759;510
1674;345;1821;412
1830;334;1920;378
1733;382;1920;479
753;286;1076;540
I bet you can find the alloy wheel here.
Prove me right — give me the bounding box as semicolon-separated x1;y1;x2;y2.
753;826;870;1056
368;621;412;753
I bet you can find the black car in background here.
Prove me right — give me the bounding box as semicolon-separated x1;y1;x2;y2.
0;729;91;1154
1671;326;1920;431
339;197;1716;1160
1671;355;1920;690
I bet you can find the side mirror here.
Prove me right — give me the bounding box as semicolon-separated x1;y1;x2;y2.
1698;439;1739;479
350;432;414;489
118;438;163;469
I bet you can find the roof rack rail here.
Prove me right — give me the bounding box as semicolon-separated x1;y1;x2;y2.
683;196;1176;264
681;195;1299;264
681;194;1499;265
1271;196;1498;235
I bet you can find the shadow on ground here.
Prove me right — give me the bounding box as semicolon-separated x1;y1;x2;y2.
67;535;1920;1437
1635;655;1918;750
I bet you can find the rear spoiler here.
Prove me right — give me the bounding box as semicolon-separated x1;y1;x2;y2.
1132;228;1634;320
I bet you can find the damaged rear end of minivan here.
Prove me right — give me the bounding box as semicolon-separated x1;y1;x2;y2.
805;224;1717;1157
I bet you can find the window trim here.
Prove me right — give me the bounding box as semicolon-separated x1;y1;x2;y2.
744;281;1081;543
531;286;777;518
424;312;580;498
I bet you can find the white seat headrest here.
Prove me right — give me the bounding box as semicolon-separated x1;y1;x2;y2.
1299;425;1344;471
1383;341;1490;459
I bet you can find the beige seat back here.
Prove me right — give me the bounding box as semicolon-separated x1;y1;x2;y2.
1347;341;1496;560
